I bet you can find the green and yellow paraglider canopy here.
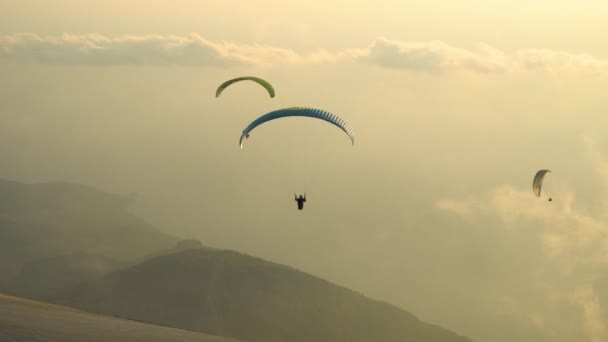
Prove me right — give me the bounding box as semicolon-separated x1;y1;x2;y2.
216;76;275;98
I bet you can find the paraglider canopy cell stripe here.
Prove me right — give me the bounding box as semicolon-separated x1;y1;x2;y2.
239;107;355;149
216;76;275;98
532;169;551;197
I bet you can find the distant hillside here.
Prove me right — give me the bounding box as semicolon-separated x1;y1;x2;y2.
59;248;472;342
6;252;123;299
0;179;177;288
5;241;211;302
0;178;472;341
0;293;240;342
144;238;214;260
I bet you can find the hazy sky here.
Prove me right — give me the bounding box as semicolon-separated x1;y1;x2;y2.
3;1;608;341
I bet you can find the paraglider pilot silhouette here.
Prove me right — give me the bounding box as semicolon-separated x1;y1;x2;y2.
295;194;306;210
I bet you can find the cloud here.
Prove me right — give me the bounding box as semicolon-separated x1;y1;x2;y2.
436;185;608;272
570;285;607;342
0;33;355;67
437;186;608;341
359;37;508;73
434;137;608;341
359;37;608;75
0;33;343;67
583;135;608;192
0;33;233;66
435;197;484;221
1;33;608;75
516;49;608;76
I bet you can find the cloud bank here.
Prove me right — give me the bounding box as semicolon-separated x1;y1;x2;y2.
359;37;508;73
1;33;607;75
0;33;343;67
435;137;608;342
